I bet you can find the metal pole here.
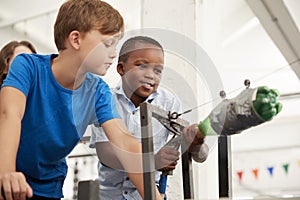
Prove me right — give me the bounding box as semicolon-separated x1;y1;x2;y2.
181;151;194;200
218;136;229;198
140;102;192;199
227;136;233;199
140;102;156;200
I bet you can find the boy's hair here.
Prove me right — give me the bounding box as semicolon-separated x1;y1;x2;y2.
0;40;37;86
118;36;164;63
54;0;124;51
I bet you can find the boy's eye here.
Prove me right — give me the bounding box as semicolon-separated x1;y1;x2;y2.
104;41;113;47
137;64;147;69
154;68;162;74
104;38;117;48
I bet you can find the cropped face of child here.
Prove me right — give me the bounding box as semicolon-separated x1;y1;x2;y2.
118;42;164;105
81;30;121;76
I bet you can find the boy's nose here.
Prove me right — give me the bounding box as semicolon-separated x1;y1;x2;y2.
109;48;117;59
144;69;154;79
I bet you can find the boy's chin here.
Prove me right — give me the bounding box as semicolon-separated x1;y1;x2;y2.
99;72;107;76
137;89;153;98
94;70;107;76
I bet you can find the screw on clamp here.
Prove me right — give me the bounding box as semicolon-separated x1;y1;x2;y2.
219;90;226;99
244;79;251;89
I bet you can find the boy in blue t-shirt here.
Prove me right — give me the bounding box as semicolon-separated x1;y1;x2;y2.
0;0;163;199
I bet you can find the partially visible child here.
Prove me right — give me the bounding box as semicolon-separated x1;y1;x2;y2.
0;1;162;199
90;36;209;199
0;40;37;86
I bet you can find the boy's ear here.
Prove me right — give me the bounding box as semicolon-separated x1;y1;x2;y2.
117;62;125;76
68;31;81;50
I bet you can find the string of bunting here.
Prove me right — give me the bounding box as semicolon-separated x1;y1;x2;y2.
235;159;300;182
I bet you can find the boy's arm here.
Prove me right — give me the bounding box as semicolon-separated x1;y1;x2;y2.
101;118;162;200
95;141;123;170
0;86;33;200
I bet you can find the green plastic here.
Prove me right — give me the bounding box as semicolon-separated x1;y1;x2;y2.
198;117;217;136
252;86;282;121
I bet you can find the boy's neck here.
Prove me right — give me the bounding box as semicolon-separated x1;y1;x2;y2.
127;93;147;108
51;53;86;90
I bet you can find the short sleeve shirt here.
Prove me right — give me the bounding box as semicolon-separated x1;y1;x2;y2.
2;53;119;198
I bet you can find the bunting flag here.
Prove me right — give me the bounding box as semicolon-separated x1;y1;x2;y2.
237;171;243;182
267;166;274;177
283;164;289;175
235;160;299;182
252;168;259;180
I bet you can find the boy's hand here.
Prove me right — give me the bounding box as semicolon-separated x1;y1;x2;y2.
0;172;33;200
154;147;179;171
183;123;205;145
183;124;209;163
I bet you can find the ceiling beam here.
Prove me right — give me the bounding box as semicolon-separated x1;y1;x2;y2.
246;0;300;80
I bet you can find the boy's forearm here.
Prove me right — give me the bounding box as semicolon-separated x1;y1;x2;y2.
126;172;162;200
0;118;21;172
116;136;162;199
102;119;162;199
0;87;26;172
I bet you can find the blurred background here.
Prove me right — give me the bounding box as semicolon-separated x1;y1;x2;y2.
1;0;299;199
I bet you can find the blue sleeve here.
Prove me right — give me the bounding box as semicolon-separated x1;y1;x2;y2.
95;80;120;125
2;54;34;96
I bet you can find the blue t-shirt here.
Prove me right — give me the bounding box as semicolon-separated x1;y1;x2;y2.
2;53;119;198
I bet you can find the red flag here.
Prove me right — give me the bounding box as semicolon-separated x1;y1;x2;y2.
237;171;243;182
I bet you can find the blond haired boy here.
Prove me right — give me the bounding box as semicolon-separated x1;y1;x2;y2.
0;0;162;199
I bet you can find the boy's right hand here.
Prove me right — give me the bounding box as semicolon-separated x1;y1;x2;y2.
154;147;180;171
0;172;32;200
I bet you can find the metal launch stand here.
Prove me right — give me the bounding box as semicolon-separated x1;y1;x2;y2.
140;102;194;200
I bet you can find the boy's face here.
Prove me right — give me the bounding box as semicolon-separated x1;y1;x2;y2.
118;43;164;104
81;30;121;76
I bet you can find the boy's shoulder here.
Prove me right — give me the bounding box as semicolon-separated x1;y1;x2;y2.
84;73;109;88
152;87;182;111
10;53;56;72
15;53;54;62
152;87;181;106
156;87;178;99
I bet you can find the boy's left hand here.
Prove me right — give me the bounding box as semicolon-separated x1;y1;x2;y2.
154;147;180;171
183;123;205;145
